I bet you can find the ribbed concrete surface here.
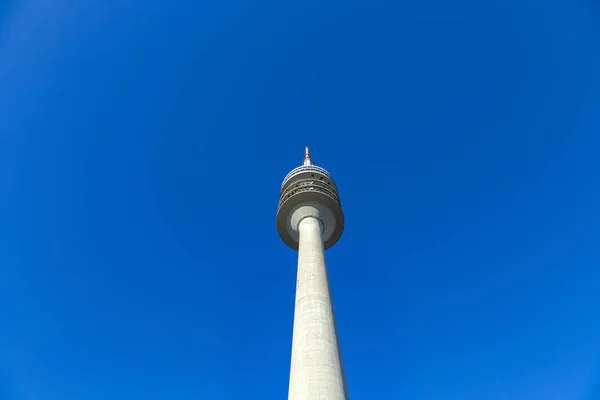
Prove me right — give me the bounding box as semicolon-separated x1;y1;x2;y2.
288;216;348;400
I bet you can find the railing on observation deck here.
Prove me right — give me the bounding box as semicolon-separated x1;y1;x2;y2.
277;179;341;212
281;165;335;189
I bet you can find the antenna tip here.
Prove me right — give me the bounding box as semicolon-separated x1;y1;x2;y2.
303;146;312;165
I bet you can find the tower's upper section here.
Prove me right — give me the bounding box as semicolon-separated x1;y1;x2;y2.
276;147;344;251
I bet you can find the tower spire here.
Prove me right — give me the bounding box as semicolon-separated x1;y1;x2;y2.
303;146;312;166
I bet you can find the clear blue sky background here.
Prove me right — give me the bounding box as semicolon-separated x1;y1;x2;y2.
1;0;600;399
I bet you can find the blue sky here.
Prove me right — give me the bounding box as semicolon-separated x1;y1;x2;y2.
1;0;599;399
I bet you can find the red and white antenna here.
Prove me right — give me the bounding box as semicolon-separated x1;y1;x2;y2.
303;146;312;166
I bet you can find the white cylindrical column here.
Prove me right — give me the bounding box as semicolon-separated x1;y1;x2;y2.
288;216;348;400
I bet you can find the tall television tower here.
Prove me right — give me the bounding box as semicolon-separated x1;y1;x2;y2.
276;147;349;400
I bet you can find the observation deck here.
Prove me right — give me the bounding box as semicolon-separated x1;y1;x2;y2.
276;147;344;250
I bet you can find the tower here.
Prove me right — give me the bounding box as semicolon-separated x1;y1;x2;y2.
276;147;349;400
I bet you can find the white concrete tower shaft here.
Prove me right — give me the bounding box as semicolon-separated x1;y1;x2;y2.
276;148;348;400
289;213;348;400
